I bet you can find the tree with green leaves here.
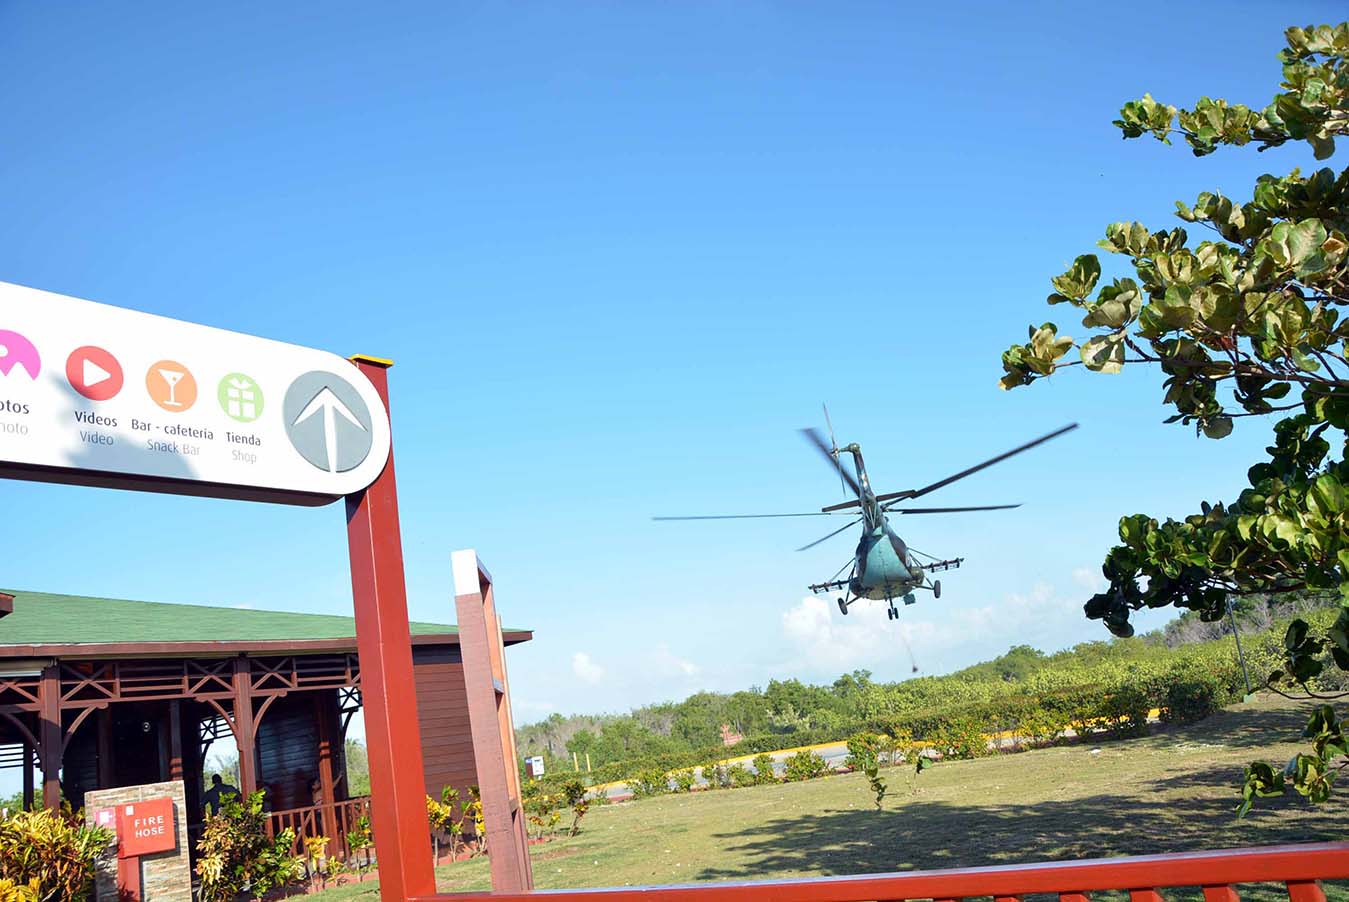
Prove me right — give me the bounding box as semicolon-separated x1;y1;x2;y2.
998;22;1349;813
195;790;299;901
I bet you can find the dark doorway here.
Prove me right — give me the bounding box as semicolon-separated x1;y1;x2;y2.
112;704;166;788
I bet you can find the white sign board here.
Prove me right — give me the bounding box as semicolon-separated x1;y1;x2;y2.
0;281;391;504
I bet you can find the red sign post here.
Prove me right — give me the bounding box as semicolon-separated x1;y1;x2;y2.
345;357;436;901
97;797;178;902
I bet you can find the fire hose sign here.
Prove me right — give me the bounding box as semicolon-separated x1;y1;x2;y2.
116;797;177;858
87;782;191;901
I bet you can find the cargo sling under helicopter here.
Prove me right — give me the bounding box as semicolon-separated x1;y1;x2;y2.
656;417;1077;620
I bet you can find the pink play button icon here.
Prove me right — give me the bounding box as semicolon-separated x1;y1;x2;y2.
66;345;124;401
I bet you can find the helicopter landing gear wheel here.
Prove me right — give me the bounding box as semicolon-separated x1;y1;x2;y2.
837;597;849;616
887;605;898;621
933;579;942;599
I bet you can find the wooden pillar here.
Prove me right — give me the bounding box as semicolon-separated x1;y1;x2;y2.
181;706;205;829
314;692;340;854
38;663;62;809
21;742;34;809
345;357;435;902
96;707;113;787
454;550;533;892
231;657;258;796
168;700;184;781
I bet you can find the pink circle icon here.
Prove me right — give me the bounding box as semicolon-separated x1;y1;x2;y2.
0;329;40;379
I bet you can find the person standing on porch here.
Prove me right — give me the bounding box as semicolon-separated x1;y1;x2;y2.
202;773;239;815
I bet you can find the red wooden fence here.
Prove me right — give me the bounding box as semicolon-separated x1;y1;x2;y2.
266;795;371;857
412;842;1349;902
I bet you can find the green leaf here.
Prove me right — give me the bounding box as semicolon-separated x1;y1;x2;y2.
1309;474;1347;517
1027;323;1074;372
1286;618;1309;652
1082;279;1143;330
1290;219;1330;276
1201;416;1234;439
1081;334;1125;374
1049;255;1102;304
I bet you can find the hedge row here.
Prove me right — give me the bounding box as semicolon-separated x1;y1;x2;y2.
534;614;1330;784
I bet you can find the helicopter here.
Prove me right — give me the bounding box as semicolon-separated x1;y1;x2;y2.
655;414;1078;621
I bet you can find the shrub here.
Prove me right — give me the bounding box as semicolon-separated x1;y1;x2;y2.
670;769;697;793
782;751;830;782
426;794;452;833
0;806;111;902
1161;668;1228;724
629;768;670;798
1016;704;1069;747
302;835;331;887
726;764;756;788
1055;686;1107;740
346;813;373;873
885;729;913;763
844;732;882;771
0;877;41;902
932;717;992;759
196;791;300;902
1101;685;1151;738
427;786;469;861
560;780;591;836
464;786;485;855
700;762;729;789
523;789;562;839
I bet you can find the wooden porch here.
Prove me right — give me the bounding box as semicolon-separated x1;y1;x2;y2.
0;651;362;856
0;589;532;863
267;795;372;857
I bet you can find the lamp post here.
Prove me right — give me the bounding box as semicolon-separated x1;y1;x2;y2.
1226;596;1254;697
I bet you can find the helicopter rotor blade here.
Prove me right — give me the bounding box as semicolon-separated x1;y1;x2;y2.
885;503;1022;514
796;518;862;552
827;556;855;582
887;423;1078;502
822;404;847;500
653;512;841;521
801;427;861;497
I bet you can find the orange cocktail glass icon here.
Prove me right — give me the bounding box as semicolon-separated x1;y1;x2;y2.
146;360;198;412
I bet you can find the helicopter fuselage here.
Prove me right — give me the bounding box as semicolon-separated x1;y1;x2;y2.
835;445;927;603
850;521;923;601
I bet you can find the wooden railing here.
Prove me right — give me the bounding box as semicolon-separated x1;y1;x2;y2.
266;795;371;858
412;842;1349;902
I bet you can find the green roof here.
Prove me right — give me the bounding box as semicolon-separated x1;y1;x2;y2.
0;589;461;648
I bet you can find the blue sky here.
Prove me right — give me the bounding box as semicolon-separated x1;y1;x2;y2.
0;1;1341;732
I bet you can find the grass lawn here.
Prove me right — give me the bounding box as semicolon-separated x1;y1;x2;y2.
308;695;1346;900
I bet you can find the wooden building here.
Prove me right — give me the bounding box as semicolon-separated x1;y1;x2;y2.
0;589;531;855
